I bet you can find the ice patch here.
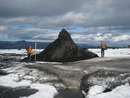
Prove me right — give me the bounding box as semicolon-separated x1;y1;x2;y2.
0;65;60;98
88;85;105;95
89;48;130;57
20;84;57;98
87;84;130;98
0;49;26;54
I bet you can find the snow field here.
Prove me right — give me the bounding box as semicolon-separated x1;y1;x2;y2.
0;63;65;98
89;48;130;57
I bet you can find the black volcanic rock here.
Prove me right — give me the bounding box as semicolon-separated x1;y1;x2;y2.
0;70;8;75
36;29;98;62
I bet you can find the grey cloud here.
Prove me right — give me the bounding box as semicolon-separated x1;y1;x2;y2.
0;0;84;17
1;0;130;27
0;0;130;44
79;0;130;27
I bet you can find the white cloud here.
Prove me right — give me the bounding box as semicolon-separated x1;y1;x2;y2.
72;32;130;43
0;26;7;31
112;34;130;42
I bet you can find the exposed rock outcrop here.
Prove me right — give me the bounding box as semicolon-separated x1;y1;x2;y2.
36;29;98;62
80;70;130;98
0;70;8;75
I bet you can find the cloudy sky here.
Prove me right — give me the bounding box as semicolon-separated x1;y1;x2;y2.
0;0;130;45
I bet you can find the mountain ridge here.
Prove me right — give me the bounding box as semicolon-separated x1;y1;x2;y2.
0;40;128;49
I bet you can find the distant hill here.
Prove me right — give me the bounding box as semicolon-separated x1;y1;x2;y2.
0;40;126;49
0;40;50;49
0;40;98;49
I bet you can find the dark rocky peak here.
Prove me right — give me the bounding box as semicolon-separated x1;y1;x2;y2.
30;29;98;62
58;29;71;40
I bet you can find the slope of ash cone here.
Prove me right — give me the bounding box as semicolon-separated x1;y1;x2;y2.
36;29;98;62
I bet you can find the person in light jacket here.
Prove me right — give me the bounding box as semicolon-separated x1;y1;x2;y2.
100;42;106;57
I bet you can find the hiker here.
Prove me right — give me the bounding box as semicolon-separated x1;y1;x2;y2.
100;42;107;57
26;46;35;61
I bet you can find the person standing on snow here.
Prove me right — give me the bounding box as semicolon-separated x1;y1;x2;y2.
26;46;35;61
100;42;107;57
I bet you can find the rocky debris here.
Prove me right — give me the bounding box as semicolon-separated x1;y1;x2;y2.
35;29;98;62
1;53;26;61
80;70;130;98
0;55;3;61
0;70;8;75
54;89;82;98
0;86;38;98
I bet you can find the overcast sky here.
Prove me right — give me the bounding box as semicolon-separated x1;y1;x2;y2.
0;0;130;45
